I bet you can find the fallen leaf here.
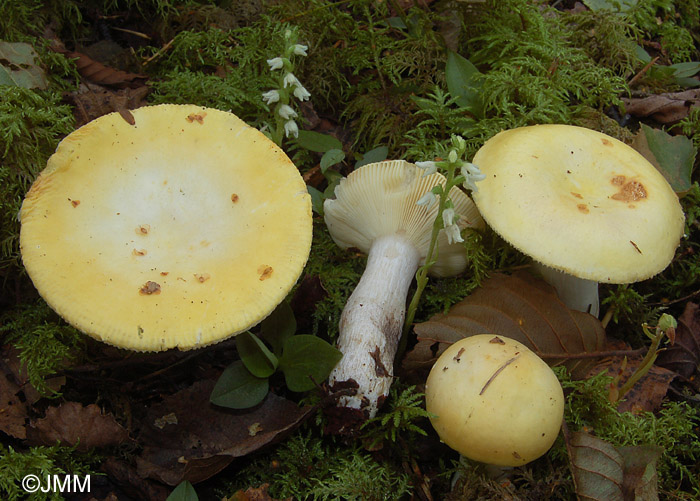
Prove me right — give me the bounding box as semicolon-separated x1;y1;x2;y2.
0;376;28;439
67;83;149;126
231;483;289;501
49;40;146;88
566;431;662;501
136;379;313;486
655;302;700;379
404;271;606;378
101;457;169;501
622;89;700;124
631;124;695;194
586;338;676;413
26;402;131;452
0;41;48;89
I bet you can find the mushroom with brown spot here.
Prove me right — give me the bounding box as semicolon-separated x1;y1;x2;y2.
471;124;684;317
323;160;484;421
20;104;312;351
425;334;564;467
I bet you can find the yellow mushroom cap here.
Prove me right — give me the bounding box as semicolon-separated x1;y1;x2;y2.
323;160;484;277
20;104;312;351
472;125;684;283
425;335;564;467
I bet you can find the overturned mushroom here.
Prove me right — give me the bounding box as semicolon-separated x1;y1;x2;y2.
20;104;312;351
324;160;484;421
472;124;684;317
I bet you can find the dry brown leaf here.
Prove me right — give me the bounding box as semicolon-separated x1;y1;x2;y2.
586;338;676;414
655;302;700;378
136;379;314;486
622;89;700;124
0;375;28;439
231;484;290;501
26;402;131;451
49;39;146;88
404;271;606;377
67;83;149;127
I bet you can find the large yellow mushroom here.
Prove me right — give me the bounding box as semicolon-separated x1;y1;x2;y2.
20;104;312;351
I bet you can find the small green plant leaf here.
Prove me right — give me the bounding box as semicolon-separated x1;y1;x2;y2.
355;146;388;168
278;335;342;392
670;61;700;79
307;186;325;215
445;51;483;117
632;124;695;194
295;130;343;152
210;360;269;409
167;481;198;501
0;41;48;89
259;300;297;356
236;331;278;378
320;148;345;173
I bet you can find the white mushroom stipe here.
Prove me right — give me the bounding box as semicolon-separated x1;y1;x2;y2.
533;262;600;317
330;233;420;412
323;160;484;422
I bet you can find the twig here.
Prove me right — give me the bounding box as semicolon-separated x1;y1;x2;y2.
628;56;659;87
142;38;174;66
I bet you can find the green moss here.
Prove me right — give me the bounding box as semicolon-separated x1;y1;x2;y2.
0;87;75;294
225;431;412;500
0;444;98;501
0;301;84;396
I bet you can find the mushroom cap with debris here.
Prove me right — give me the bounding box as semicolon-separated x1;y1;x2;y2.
323;160;484;277
20;104;312;352
472;124;684;283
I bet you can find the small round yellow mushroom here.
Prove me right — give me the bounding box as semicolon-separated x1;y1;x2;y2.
425;334;564;467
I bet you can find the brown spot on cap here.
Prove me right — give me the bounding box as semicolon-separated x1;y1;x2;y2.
258;265;273;281
577;203;589;214
137;224;150;235
133;249;147;256
489;336;506;345
611;175;626;186
69;198;80;207
186;112;207;124
231;193;239;203
453;347;466;361
139;281;161;295
612;180;647;202
601;138;612;146
194;273;210;283
570;192;583;199
513;451;522;459
630;241;642;254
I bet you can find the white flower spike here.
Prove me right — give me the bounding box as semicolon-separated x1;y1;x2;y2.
262;90;281;105
415;161;438;177
267;57;284;71
292;44;308;57
445;224;464;245
293;85;311;101
277;104;297;120
284;120;299;138
416;191;437;208
461;162;486;192
283;72;301;89
442;207;457;227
